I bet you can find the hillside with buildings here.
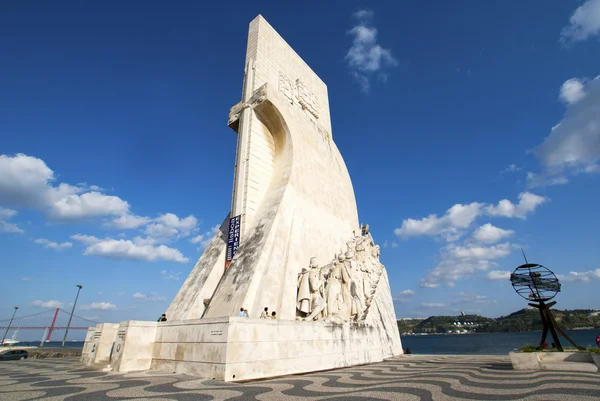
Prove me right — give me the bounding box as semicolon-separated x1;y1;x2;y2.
398;309;600;335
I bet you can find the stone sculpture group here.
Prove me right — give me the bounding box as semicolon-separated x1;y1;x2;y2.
297;227;384;323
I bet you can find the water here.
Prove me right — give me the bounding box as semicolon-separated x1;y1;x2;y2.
9;341;84;349
401;329;600;355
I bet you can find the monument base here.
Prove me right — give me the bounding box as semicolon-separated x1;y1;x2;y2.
80;323;118;367
106;317;400;382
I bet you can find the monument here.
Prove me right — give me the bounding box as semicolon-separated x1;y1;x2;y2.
81;15;402;381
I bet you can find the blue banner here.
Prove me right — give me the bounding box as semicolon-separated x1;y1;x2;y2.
225;215;241;269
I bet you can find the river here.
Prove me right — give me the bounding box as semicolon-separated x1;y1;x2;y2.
400;329;599;354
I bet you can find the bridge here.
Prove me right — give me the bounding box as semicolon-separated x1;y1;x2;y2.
1;308;98;342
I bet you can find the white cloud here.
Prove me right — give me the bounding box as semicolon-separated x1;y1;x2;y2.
560;78;586;104
0;153;131;221
190;234;204;244
133;292;167;302
70;234;101;244
22;277;32;281
502;164;522;173
526;172;569;189
559;269;600;282
346;10;397;93
49;191;129;220
487;270;511;280
106;214;150;229
421;242;513;288
72;234;188;263
561;0;600;43
391;241;399;248
399;289;415;296
422;302;445;308
32;300;64;309
79;302;117;311
452;292;494;305
82;315;100;321
533;76;600;180
472;224;514;244
395;202;484;241
0;207;24;233
486;192;547;219
160;270;181;280
145;213;198;241
34;238;73;250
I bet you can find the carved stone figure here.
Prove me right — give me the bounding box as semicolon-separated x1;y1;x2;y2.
296;231;387;323
297;257;327;321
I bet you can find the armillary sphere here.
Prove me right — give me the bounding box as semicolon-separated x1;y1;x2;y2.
510;263;561;302
509;254;583;352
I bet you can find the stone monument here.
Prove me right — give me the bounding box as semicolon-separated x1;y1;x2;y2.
81;15;402;381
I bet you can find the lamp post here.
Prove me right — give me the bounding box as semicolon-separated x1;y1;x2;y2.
1;306;19;345
61;284;82;348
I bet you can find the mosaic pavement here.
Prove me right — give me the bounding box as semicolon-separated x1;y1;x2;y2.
0;355;599;400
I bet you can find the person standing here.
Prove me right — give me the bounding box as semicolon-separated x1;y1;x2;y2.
260;307;269;318
238;307;246;317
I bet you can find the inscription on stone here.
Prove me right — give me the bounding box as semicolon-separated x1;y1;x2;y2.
210;329;223;336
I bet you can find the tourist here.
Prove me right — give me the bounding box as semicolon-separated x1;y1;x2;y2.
157;314;167;322
596;335;600;348
271;311;277;319
238;307;246;317
260;307;269;318
243;309;249;317
405;348;412;354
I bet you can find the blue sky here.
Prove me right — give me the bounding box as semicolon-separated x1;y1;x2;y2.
1;1;599;339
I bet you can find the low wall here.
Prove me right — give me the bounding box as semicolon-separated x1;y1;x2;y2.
80;323;118;366
150;317;398;381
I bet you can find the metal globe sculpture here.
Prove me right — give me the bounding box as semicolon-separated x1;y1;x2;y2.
510;252;583;352
510;263;561;302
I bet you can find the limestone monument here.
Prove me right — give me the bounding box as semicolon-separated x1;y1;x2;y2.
81;15;402;381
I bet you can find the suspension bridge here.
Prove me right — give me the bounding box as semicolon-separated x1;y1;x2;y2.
0;308;98;343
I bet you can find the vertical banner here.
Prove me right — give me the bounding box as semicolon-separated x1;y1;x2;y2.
225;215;241;270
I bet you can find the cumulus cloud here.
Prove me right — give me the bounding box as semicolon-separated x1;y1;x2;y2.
0;153;131;221
472;224;514;244
32;300;64;309
145;213;198;240
532;76;600;182
486;192;547;219
558;269;600;282
395;202;484;241
132;292;167;302
421;242;513;288
79;302;117;311
487;270;511;280
400;289;415;296
346;10;397;93
422;302;445;308
105;214;150;229
0;207;24;233
560;78;586;104
561;0;600;43
34;238;73;250
160;270;182;280
71;234;188;263
502;164;522;174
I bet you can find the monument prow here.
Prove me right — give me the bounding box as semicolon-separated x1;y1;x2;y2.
81;14;402;382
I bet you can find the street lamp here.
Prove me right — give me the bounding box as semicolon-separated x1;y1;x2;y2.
1;307;19;345
61;284;82;348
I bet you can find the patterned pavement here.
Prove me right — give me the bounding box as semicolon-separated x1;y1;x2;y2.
1;355;599;400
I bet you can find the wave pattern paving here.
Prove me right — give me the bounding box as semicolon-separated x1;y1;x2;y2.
0;355;599;400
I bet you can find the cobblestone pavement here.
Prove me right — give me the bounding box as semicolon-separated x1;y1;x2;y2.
1;355;599;400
